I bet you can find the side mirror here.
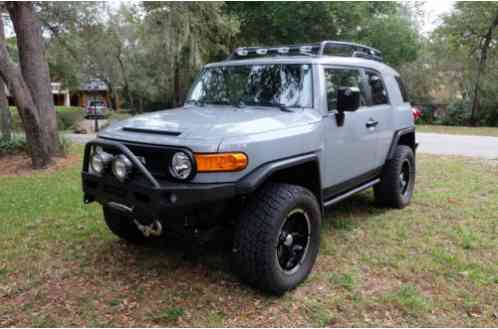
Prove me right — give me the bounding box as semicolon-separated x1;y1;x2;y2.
337;87;360;112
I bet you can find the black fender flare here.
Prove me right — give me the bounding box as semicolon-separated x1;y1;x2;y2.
386;126;416;160
235;153;321;195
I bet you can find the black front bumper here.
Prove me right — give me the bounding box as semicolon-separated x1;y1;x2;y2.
82;139;237;220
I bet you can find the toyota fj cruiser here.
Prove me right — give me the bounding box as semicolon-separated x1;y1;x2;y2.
82;41;417;295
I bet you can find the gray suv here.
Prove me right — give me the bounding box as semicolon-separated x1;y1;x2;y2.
82;41;416;295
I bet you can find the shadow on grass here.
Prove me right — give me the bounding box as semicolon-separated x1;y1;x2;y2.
82;191;385;294
323;192;389;231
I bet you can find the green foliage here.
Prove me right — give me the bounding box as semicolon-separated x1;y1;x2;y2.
147;307;185;323
0;136;27;155
329;272;355;291
43;2;422;113
57;110;84;131
438;100;472;126
357;14;419;67
59;136;72;157
225;2;418;67
433;2;498;126
9;106;83;132
385;284;431;315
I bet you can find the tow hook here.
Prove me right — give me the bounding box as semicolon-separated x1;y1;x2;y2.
133;219;163;237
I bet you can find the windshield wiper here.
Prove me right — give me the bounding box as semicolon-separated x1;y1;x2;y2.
276;103;294;112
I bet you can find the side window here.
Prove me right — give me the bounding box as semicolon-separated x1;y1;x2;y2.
395;76;409;103
366;71;389;105
324;68;367;111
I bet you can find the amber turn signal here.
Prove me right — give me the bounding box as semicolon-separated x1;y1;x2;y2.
195;153;248;172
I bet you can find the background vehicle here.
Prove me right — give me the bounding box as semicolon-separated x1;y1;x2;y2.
412;106;422;121
85;100;108;119
82;41;417;295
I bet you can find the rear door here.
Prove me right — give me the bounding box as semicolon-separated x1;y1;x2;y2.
322;66;380;194
363;69;394;167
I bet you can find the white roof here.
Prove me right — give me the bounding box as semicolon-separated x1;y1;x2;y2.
206;56;399;76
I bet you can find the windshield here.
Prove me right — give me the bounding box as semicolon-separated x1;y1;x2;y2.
90;101;105;107
187;64;313;108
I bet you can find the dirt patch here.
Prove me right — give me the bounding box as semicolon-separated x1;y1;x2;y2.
360;273;401;296
0;153;80;177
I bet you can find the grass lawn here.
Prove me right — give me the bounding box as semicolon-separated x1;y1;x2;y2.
417;125;498;138
1;150;497;326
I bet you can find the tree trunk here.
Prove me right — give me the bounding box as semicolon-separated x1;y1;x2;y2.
7;2;61;155
0;80;11;141
0;4;53;168
174;58;181;107
116;53;135;114
470;10;498;126
0;38;51;168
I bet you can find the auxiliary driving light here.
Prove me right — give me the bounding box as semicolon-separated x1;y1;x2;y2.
90;150;113;175
169;151;193;180
112;155;133;182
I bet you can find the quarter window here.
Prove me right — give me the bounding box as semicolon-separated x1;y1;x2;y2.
395;76;409;103
324;68;367;111
366;72;389;105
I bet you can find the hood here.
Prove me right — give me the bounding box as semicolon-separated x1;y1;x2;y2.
99;105;321;147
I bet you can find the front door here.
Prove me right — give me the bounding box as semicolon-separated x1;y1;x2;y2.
322;66;380;198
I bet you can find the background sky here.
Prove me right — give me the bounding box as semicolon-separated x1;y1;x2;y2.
420;0;455;34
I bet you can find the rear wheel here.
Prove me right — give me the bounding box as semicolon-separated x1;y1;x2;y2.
233;183;321;295
103;206;151;244
374;145;415;208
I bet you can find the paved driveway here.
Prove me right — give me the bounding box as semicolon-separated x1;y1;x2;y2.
417;132;498;159
64;132;498;160
64;133;96;145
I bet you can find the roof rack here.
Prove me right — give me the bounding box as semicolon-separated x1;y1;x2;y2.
227;40;383;62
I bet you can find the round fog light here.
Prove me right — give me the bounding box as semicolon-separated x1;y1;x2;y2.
90;151;113;175
169;152;193;180
112;155;133;182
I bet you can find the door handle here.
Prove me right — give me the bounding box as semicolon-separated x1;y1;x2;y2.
365;119;379;128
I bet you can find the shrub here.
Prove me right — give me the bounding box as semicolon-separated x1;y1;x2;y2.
9;106;84;132
59;136;72;156
0;136;27;155
439;100;472;126
57;111;84;131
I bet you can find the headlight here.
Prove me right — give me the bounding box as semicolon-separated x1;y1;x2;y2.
169;152;193;180
90;150;113;174
112;155;133;182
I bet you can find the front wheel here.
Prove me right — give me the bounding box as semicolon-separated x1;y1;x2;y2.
232;183;321;295
374;145;415;208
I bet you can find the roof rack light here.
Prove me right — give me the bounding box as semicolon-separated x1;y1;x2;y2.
228;41;383;62
256;48;268;55
277;47;290;54
235;48;248;56
300;45;313;54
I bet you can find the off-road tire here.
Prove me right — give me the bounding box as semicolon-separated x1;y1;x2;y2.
232;183;321;295
374;145;415;208
103;206;149;244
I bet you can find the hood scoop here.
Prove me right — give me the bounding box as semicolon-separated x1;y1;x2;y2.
122;126;182;136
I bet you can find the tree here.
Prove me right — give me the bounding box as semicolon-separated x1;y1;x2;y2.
0;2;60;168
225;2;418;67
0;79;10;141
0;14;11;141
439;2;498;125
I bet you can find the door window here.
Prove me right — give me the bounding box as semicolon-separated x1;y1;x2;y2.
324;68;367;111
366;71;389;105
